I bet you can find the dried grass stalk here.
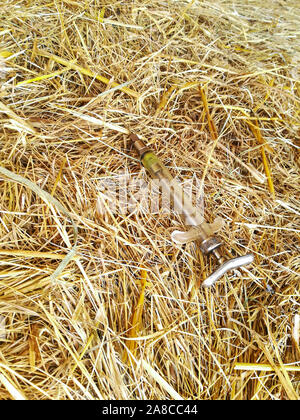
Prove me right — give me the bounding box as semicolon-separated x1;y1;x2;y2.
0;0;299;401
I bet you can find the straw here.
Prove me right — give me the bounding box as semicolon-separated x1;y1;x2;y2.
0;0;299;401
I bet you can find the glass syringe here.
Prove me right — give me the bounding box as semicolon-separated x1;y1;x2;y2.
130;133;254;287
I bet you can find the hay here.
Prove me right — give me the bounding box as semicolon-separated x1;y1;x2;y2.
0;0;299;400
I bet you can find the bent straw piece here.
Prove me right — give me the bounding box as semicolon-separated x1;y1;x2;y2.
246;119;274;154
155;81;201;116
36;49;140;99
123;269;147;364
70;322;101;375
247;119;275;197
155;85;177;115
43;158;67;231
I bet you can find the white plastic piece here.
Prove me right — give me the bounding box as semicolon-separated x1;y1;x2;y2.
171;217;224;245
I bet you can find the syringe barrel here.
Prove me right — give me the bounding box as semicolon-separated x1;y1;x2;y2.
131;135;254;286
141;151;214;242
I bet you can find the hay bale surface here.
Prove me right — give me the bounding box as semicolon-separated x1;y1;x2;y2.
0;0;299;400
